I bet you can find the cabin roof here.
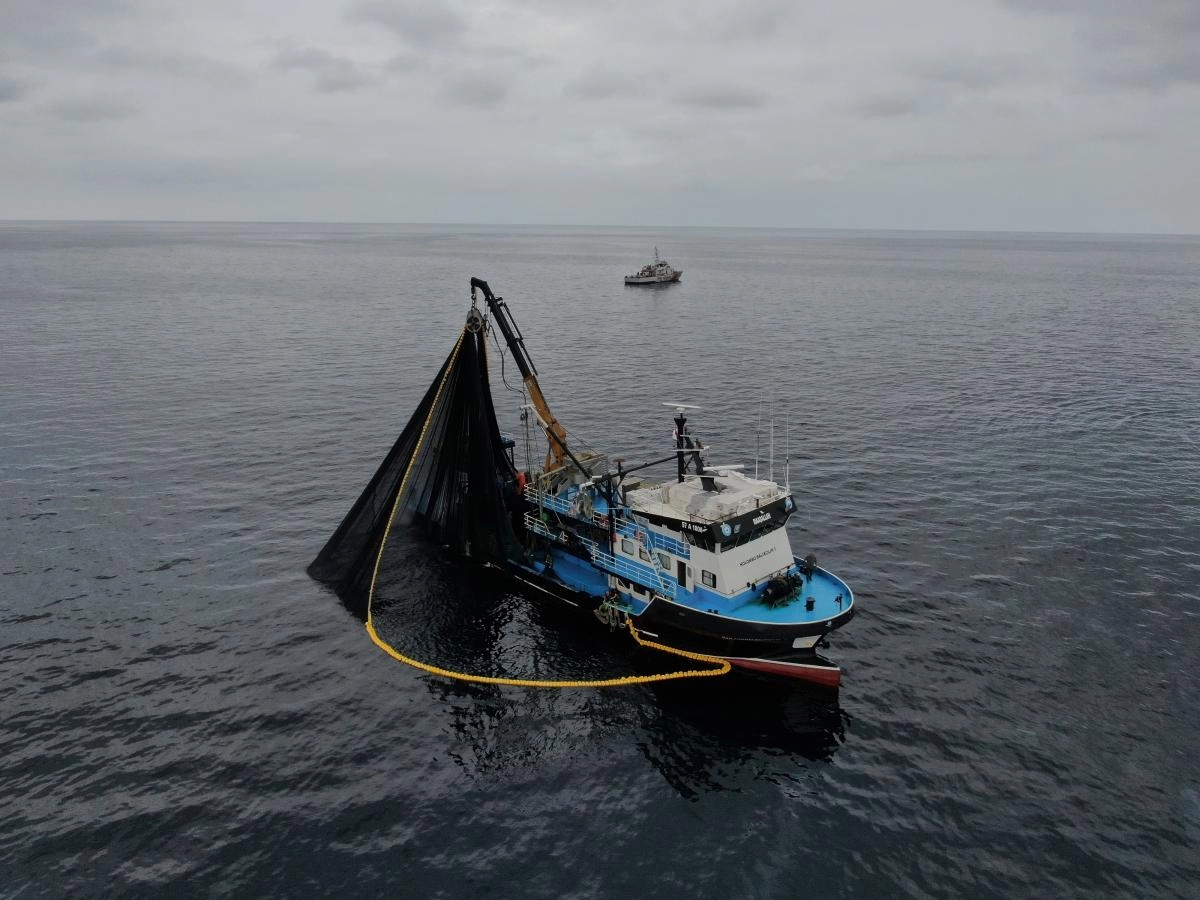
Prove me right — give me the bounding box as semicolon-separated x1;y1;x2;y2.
625;470;786;523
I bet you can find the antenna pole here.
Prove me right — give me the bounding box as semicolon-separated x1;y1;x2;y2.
784;412;790;491
768;395;775;483
755;395;761;479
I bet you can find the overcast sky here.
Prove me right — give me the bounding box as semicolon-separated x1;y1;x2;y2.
2;0;1198;231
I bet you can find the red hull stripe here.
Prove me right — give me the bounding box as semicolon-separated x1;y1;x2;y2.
727;657;842;687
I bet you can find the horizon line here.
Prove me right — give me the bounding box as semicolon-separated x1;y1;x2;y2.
1;219;1197;238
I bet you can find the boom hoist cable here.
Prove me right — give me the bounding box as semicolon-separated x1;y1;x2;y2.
470;277;573;475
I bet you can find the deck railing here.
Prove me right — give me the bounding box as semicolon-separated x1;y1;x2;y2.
523;512;676;599
524;485;691;559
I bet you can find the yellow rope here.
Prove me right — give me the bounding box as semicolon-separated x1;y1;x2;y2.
363;326;730;688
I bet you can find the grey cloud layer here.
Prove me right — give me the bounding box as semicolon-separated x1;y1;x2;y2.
0;0;1196;231
0;74;31;102
1001;0;1200;90
348;0;468;46
52;96;139;123
273;46;377;93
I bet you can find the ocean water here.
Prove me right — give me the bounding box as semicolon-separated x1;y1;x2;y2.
1;222;1198;898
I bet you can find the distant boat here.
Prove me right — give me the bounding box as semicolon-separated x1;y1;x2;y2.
625;248;682;285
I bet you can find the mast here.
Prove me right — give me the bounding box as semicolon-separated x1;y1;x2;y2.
674;411;687;483
665;403;710;488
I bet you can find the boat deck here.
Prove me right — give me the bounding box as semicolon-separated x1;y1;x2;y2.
674;563;853;626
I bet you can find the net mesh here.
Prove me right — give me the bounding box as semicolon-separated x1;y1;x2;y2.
307;323;522;601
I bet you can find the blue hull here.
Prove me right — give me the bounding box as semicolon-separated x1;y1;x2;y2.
502;547;855;686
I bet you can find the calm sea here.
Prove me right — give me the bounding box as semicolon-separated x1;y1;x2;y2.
2;222;1198;897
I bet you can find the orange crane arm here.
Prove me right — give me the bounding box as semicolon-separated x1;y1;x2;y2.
470;277;571;474
523;376;569;473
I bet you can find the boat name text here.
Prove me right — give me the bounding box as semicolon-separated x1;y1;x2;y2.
738;546;778;567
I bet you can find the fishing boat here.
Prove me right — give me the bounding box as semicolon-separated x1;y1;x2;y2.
624;248;682;285
309;278;855;687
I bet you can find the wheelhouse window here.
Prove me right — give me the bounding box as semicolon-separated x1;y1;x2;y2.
621;538;635;555
639;548;651;562
701;570;717;588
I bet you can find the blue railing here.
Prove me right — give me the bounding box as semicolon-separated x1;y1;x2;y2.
523;512;676;599
525;485;690;559
588;546;676;598
527;487;574;516
614;519;691;558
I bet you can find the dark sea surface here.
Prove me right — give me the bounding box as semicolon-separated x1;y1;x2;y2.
2;222;1198;898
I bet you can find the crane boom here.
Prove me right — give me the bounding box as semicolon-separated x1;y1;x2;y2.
470;277;570;474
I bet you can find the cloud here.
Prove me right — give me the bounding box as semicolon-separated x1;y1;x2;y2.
443;73;507;108
0;74;31;102
0;0;1197;232
86;46;249;86
1085;50;1200;92
85;155;312;189
907;55;1031;90
272;46;375;93
675;85;766;110
348;0;467;47
877;149;1020;168
0;0;134;53
705;0;794;41
853;95;917;118
564;68;646;101
999;0;1200;91
385;53;420;74
51;96;138;123
851;93;936;118
1000;0;1199;27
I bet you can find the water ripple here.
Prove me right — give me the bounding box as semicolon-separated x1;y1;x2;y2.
2;224;1198;897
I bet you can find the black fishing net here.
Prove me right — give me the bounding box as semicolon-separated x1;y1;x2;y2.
307;323;522;602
